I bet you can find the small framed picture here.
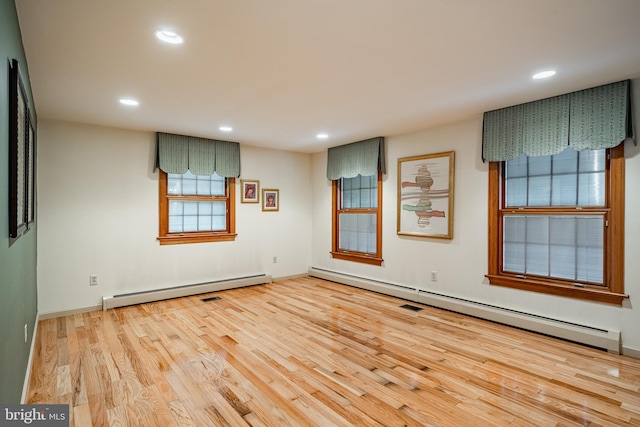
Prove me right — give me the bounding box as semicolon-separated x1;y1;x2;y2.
241;180;260;203
262;189;279;212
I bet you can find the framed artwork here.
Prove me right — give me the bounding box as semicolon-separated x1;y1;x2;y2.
241;179;260;203
262;189;279;212
8;59;29;240
397;151;454;239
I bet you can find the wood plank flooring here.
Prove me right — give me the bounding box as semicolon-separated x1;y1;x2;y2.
27;276;640;426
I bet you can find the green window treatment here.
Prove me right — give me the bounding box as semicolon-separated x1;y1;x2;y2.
155;132;240;177
482;80;634;162
326;137;386;180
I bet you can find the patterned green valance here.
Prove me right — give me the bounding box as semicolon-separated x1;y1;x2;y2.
482;80;634;161
155;132;240;177
326;137;386;180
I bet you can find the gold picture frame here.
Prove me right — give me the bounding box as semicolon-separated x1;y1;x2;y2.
397;151;454;239
262;189;279;212
241;179;260;203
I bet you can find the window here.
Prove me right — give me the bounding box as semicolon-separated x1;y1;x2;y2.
487;145;626;304
158;170;236;245
331;172;383;265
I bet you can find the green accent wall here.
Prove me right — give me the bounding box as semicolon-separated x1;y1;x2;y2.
0;0;38;403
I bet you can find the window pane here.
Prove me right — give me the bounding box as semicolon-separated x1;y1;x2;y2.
167;171;225;196
549;216;577;280
183;215;198;232
169;216;183;232
578;171;605;206
551;174;577;206
505;148;606;209
528;155;551;177
167;174;182;195
346;189;360;208
197;177;210;195
505;177;527;207
339;213;376;253
211;201;226;230
525;216;549;275
184;201;198;216
503;214;603;284
528;176;551;206
579;150;606;173
168;200;227;233
340;175;378;209
505;155;528;179
210;174;225;196
503;216;525;272
182;172;197;195
552;148;577;174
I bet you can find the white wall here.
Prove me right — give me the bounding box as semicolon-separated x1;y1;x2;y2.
37;82;640;353
37;120;312;314
311;80;640;353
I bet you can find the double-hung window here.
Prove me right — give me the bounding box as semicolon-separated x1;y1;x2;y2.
158;171;236;244
484;80;632;304
327;137;386;265
488;146;624;303
155;132;239;245
332;172;383;265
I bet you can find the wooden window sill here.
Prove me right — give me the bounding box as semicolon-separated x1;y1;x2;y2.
331;251;383;266
158;233;237;245
486;274;628;305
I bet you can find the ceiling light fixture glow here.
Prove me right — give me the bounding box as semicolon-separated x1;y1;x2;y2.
119;98;139;106
532;70;556;80
219;126;233;132
316;133;329;139
155;29;183;44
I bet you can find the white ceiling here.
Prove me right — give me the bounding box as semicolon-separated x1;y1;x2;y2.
15;0;640;153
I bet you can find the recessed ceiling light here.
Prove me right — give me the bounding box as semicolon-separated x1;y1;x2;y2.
532;70;556;80
155;29;183;45
316;133;329;139
119;98;139;106
219;126;233;132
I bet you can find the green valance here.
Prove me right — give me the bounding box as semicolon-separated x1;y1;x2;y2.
326;137;386;180
155;132;240;177
482;80;634;161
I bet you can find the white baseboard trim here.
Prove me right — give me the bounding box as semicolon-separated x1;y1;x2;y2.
39;304;103;320
622;345;640;359
102;274;271;310
21;314;39;404
308;267;623;355
272;273;310;282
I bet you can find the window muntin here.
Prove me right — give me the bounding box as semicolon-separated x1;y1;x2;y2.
158;171;236;245
332;173;382;265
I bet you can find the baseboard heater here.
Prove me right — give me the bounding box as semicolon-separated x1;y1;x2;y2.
102;274;271;310
308;267;621;354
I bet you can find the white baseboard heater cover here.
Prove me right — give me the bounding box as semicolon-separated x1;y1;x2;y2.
102;274;271;310
308;267;621;354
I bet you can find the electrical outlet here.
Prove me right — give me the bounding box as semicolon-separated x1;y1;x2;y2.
431;271;438;282
24;324;28;343
90;274;98;286
273;256;277;263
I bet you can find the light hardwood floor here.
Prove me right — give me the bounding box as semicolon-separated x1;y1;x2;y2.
27;276;640;426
